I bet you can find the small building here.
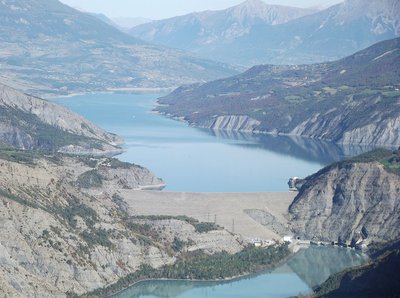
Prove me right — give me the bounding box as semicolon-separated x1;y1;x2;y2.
253;238;263;247
283;236;293;243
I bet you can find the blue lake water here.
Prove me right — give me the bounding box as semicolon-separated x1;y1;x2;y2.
53;92;373;192
112;246;368;298
52;93;372;297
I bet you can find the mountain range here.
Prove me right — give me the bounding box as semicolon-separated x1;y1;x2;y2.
156;37;400;147
129;0;400;66
0;0;237;96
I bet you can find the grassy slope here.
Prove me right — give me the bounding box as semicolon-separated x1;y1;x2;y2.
157;38;400;142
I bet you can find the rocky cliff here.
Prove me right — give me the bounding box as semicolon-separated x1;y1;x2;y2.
202;115;260;132
0;83;122;154
157;37;400;147
0;151;242;297
288;149;400;248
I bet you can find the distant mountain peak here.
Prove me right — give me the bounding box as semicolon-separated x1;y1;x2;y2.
228;0;317;25
332;0;400;34
238;0;266;8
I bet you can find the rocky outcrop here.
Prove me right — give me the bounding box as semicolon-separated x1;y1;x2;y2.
244;209;290;236
0;152;242;297
288;159;400;247
204;115;260;132
339;116;400;146
77;159;166;192
290;112;400;147
0;83;123;154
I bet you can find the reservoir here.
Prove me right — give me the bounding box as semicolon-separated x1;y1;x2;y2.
54;93;370;297
54;92;373;192
111;246;368;298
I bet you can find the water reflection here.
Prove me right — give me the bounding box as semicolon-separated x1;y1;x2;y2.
206;129;379;165
54;93;383;192
286;246;369;288
112;246;368;298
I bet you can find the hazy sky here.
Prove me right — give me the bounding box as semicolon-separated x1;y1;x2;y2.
59;0;343;20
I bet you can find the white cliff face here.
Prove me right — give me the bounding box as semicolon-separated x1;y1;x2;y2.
340;116;400;146
290;113;400;147
208;115;260;132
289;162;400;246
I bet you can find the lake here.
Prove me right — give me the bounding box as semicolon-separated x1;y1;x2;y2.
53;92;371;297
54;92;373;192
111;246;368;298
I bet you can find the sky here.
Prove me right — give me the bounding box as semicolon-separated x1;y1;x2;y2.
59;0;343;20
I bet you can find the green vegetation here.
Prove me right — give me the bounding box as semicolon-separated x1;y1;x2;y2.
131;215;221;233
77;156;98;168
107;158;134;169
81;228;112;248
0;188;40;209
172;237;186;252
380;148;400;175
49;198;113;249
82;244;290;298
0;106;95;152
194;222;220;233
314;249;400;297
156;38;400;148
52;199;98;228
76;170;103;188
0;148;40;165
343;148;393;164
337;148;400;175
132;215;198;225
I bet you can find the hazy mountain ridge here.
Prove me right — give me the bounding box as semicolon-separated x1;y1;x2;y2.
0;0;237;96
129;0;317;65
130;0;400;66
156;37;400;147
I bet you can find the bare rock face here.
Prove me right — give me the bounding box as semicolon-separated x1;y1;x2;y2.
288;161;400;247
0;153;242;297
76;158;166;192
203;115;261;132
0;83;123;154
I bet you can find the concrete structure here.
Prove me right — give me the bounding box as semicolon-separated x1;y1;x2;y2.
123;190;296;241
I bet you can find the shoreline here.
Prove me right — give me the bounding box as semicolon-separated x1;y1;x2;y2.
45;87;174;100
101;247;296;298
155;110;399;149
